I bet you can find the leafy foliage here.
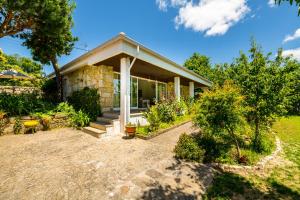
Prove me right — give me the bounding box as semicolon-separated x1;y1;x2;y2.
67;87;102;121
143;105;161;132
174;133;205;162
0;93;53;116
71;110;90;128
0;49;44;86
195;82;246;158
227;40;289;151
13;117;22;134
53;102;90;128
275;0;300;15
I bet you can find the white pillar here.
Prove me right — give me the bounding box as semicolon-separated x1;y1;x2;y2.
174;76;180;101
189;82;194;98
120;57;131;134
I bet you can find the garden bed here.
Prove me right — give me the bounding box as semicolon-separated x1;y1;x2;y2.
136;116;192;140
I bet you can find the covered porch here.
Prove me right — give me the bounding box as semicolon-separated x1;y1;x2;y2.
58;33;212;135
97;54;209;134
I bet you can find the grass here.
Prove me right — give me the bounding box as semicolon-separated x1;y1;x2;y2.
136;114;192;137
203;116;300;199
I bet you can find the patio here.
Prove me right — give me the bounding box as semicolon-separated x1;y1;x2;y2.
0;123;215;200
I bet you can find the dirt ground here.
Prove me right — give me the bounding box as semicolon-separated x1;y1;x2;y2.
0;122;216;200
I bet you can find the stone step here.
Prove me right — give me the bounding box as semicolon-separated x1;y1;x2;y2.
96;117;118;124
90;121;113;131
102;112;119;119
82;127;106;138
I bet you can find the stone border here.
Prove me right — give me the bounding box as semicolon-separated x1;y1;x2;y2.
209;136;282;171
136;120;192;140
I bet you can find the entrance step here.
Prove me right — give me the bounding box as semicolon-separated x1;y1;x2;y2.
82;127;106;138
96;117;118;124
102;112;119;119
90;121;113;131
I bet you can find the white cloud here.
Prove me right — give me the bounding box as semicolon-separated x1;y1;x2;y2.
268;0;276;7
283;28;300;43
282;47;300;61
174;0;250;36
156;0;168;11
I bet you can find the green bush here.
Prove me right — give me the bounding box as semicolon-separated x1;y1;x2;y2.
143;105;160;132
55;102;76;115
156;101;176;123
71;110;90;128
251;132;275;153
174;133;205;162
0;93;53;116
13;117;22;134
68;87;101;121
173;99;188;116
41;78;59;103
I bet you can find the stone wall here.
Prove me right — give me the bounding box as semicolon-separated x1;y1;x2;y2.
0;86;41;94
63;65;114;112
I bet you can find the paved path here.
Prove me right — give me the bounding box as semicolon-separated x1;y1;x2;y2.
0;122;215;200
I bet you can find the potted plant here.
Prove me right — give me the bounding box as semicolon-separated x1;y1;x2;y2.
125;122;137;137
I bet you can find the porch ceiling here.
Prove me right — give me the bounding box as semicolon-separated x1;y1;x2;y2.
97;54;206;87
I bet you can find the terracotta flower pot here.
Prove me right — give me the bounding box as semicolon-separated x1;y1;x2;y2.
125;126;136;137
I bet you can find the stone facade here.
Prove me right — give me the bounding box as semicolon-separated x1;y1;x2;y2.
0;86;41;94
63;65;114;112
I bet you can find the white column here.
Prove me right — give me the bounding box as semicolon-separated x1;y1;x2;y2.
120;57;131;134
189;81;194;98
174;76;180;101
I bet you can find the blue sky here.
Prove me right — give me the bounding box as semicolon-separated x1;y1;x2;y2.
0;0;300;74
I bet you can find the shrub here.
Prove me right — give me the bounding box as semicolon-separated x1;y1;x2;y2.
41;78;59;103
156;101;176;123
39;114;52;130
173;99;188;116
174;133;205;162
194;82;246;159
55;102;75;115
251;131;275;153
68;87;101;121
0;93;53;116
13;117;22;134
71;110;90;128
143;105;160;132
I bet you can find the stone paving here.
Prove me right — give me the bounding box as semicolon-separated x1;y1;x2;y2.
0;122;216;200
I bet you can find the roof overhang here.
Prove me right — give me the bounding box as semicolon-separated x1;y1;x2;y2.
50;33;212;87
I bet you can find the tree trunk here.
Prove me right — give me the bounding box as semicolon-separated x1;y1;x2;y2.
254;117;260;148
228;128;241;158
50;57;63;102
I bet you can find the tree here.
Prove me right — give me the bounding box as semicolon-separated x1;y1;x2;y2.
0;49;43;86
0;1;77;101
227;40;288;151
184;53;213;80
275;0;300;15
195;82;245;158
184;53;228;86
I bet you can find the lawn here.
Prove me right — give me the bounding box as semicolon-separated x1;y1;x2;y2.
203;116;300;199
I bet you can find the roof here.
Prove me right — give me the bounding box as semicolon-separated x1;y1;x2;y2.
51;33;212;86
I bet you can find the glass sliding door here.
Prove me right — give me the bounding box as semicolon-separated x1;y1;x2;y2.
113;73;138;110
157;82;167;101
113;73;120;109
113;72;168;110
131;77;138;108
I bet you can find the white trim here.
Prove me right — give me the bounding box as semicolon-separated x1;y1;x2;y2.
50;33;212;87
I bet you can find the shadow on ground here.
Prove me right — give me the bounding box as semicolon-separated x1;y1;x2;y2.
140;159;300;200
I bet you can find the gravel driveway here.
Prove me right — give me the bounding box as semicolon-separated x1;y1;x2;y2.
0;122;215;200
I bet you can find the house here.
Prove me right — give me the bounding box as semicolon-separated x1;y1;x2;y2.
55;33;212;136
